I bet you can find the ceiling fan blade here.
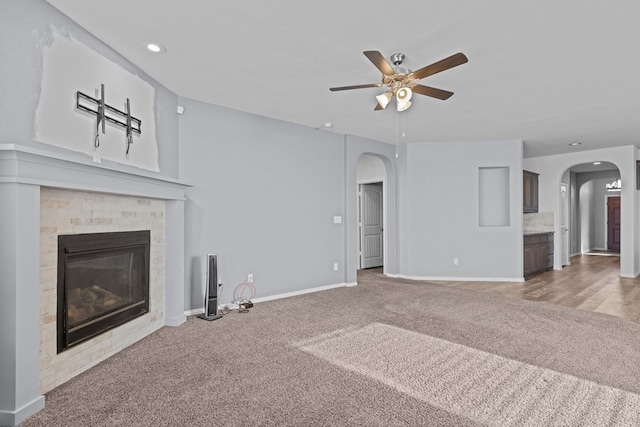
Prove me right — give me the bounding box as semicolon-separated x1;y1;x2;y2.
409;52;468;81
363;51;395;76
329;83;383;91
412;84;454;100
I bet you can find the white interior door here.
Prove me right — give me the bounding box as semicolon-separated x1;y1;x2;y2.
360;183;383;269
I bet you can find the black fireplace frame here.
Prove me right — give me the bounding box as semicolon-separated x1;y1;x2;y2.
57;230;150;353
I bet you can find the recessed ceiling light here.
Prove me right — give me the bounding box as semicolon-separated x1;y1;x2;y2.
323;123;333;128
146;43;166;53
593;161;601;165
569;142;581;146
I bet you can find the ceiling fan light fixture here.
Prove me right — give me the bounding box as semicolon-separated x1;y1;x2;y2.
396;100;412;112
396;87;413;102
329;50;468;113
396;87;413;111
376;91;393;109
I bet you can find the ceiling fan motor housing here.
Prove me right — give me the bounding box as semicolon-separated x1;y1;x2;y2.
389;53;411;76
390;53;405;65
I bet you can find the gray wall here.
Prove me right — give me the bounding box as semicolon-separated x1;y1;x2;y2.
179;98;348;309
178;103;403;309
0;183;43;426
400;139;524;280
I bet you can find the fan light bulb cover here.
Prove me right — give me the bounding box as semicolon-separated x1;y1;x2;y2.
397;100;412;112
396;87;412;111
376;91;393;109
397;87;413;102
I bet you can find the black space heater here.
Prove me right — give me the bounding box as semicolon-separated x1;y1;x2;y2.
198;254;222;321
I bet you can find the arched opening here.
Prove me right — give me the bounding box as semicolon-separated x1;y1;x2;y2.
560;160;621;273
356;153;389;273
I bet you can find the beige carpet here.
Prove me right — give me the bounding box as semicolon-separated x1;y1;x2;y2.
296;323;640;426
24;269;640;426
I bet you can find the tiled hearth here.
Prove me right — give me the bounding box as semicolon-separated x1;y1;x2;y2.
39;189;166;393
0;145;189;425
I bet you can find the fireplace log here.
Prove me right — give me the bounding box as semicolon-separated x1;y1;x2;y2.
67;284;126;325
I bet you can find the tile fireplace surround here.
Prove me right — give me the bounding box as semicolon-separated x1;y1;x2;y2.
0;145;190;426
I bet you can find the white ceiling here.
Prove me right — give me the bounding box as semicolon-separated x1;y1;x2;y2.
46;0;640;158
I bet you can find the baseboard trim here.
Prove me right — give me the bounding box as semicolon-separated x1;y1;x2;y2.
621;271;640;279
184;282;355;315
0;394;45;426
164;313;187;327
252;282;353;304
184;308;204;316
386;273;525;283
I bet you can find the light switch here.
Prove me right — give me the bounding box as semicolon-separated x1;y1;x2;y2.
333;216;342;224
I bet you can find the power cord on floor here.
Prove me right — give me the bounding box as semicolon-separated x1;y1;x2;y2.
218;278;256;315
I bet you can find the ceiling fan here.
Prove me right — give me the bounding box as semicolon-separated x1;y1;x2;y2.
329;51;468;111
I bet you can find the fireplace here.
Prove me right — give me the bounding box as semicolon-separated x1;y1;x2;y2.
57;230;151;353
1;146;188;423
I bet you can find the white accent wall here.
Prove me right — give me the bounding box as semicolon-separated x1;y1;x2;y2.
36;32;159;171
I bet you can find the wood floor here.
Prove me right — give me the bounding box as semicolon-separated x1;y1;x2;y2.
428;254;640;324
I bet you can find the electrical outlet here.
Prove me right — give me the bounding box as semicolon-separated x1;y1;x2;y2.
247;274;253;282
453;258;459;266
333;263;339;271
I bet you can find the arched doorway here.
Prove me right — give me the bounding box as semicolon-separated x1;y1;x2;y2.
561;161;621;272
355;153;395;270
356;154;387;271
345;145;397;286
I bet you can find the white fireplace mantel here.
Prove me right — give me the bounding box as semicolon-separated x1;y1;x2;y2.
0;144;191;426
0;144;190;200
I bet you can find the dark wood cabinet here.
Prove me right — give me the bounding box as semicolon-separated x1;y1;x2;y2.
524;232;553;278
523;170;539;213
